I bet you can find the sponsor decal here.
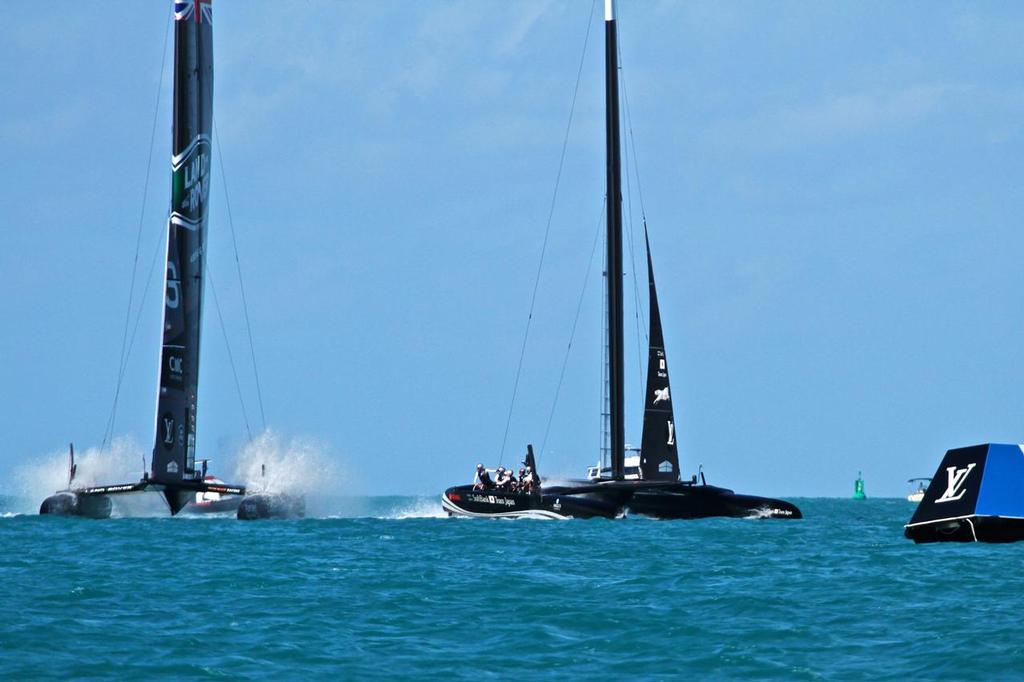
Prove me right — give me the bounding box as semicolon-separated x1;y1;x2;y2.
170;135;212;231
667;420;675;446
168;355;183;377
653;387;670;405
166;262;181;309
468;494;516;507
936;463;977;503
167;461;179;474
658;460;673;473
162;413;176;449
81;484;141;494
553;499;562;511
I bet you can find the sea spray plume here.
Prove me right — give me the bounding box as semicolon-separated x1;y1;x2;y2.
13;437;145;514
232;430;344;516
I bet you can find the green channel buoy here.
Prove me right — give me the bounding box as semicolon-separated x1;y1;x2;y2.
853;471;866;500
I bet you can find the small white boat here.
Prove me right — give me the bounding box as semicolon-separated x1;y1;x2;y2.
907;478;930;503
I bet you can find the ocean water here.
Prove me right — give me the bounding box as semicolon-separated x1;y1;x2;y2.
1;496;1021;679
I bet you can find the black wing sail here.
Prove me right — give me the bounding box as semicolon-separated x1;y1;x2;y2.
151;0;214;510
639;229;680;481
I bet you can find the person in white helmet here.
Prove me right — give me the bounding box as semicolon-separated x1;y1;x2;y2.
474;463;494;490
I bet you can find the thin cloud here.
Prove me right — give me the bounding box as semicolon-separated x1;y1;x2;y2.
711;83;974;152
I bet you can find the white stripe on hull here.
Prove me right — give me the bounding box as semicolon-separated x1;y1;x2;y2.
441;494;569;520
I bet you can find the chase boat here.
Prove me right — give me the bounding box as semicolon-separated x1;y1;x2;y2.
442;0;800;522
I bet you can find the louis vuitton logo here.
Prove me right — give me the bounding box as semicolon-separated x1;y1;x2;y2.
935;463;976;503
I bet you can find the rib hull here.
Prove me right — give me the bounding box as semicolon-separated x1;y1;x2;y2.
442;485;624;519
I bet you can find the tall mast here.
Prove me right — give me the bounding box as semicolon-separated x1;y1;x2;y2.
151;0;214;512
605;0;625;479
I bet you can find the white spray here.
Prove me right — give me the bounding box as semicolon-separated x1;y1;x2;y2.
232;429;345;515
12;436;147;514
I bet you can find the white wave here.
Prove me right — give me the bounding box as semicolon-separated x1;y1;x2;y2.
381;497;448;519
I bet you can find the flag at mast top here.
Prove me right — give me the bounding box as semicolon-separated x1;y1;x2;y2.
605;0;614;21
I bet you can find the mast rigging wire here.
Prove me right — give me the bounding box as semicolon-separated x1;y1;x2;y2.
213;116;267;432
496;0;598;466
539;199;606;460
207;269;254;442
101;5;173;450
617;28;651;411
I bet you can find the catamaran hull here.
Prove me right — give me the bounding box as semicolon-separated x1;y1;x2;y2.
625;484;802;520
39;492;113;519
442;486;623;519
236;493;306;520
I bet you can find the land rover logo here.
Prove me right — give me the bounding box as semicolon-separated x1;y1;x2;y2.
935;463;976;503
170;135;212;231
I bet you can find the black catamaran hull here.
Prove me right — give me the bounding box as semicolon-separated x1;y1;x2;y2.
39;481;154;518
625;484;802;520
442;485;625;519
39;492;114;519
40;479;244;518
236;493;305;520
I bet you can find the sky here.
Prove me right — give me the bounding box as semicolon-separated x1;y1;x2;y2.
2;1;1024;499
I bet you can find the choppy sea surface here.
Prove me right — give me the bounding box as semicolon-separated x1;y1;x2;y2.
1;496;1022;679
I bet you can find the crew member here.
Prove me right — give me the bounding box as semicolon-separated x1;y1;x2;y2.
474;463;494;490
523;466;538;493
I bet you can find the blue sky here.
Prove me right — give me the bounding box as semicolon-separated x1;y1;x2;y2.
3;1;1024;498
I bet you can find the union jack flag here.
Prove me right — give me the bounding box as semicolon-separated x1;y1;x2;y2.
174;0;212;24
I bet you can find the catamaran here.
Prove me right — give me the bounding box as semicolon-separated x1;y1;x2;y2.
40;0;300;520
442;0;801;520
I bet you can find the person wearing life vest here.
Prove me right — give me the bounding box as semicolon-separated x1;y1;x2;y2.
507;469;518;491
523;466;538;493
495;467;509;489
474;463;494;490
